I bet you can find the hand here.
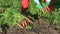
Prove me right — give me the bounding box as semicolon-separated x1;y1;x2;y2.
42;8;46;13
42;7;50;12
46;7;50;11
17;17;32;29
44;7;50;11
42;9;45;13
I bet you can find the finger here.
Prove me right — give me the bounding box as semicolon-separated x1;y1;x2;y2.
25;18;32;23
45;7;47;11
24;20;27;27
47;7;50;11
21;21;25;27
17;24;24;29
42;9;45;13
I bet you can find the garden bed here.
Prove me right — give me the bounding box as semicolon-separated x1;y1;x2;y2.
0;19;60;34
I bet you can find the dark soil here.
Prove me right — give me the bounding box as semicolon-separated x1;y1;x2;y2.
0;19;60;34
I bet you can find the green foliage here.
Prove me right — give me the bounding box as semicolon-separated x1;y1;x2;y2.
28;0;39;15
0;0;25;28
0;0;4;7
52;0;60;5
52;9;60;24
0;0;60;31
25;26;32;30
2;7;24;27
25;23;33;30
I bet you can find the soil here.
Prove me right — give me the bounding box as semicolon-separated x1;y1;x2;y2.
0;19;60;34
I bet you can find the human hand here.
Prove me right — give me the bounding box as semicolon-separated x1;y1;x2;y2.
17;17;32;29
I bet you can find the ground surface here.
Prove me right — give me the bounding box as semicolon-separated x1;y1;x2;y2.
0;19;60;34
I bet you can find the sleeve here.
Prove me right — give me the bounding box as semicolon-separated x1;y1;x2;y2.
34;0;40;4
34;0;43;10
34;0;39;3
36;4;43;10
46;0;51;6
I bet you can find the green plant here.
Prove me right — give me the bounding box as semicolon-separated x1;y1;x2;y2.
0;0;26;32
0;0;60;31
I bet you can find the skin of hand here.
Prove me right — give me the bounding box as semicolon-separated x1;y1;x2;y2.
42;8;46;13
42;6;50;13
18;20;28;29
17;24;24;29
46;6;50;11
17;17;32;29
42;9;45;13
